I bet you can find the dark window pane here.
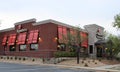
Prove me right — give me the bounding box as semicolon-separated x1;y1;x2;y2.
30;44;38;51
9;45;16;51
89;45;93;54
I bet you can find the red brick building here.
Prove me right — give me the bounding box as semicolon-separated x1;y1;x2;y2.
0;19;88;58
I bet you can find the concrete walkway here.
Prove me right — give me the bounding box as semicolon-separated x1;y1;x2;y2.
43;64;120;72
94;64;120;69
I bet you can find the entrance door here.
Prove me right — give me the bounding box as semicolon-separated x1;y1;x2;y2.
96;45;103;57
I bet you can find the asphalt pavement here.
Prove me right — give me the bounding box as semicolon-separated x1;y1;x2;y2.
0;62;95;72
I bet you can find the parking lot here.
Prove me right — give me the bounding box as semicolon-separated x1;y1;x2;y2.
0;62;95;72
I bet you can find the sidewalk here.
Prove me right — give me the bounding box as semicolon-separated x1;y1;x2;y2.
42;64;120;72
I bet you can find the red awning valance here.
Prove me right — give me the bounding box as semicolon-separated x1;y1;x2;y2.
28;30;39;44
17;32;27;44
8;34;16;45
2;35;7;45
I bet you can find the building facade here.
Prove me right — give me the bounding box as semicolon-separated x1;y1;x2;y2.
0;19;104;58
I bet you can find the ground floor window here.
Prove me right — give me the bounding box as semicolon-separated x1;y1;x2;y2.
57;43;66;51
9;45;16;51
30;44;38;51
19;45;26;51
89;45;93;54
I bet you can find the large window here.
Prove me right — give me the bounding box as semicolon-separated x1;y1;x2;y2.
19;45;26;51
9;45;16;51
17;32;27;45
30;44;38;51
28;30;39;44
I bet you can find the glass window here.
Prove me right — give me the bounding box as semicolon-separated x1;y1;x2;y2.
20;45;26;51
30;44;38;51
58;43;66;51
9;45;16;51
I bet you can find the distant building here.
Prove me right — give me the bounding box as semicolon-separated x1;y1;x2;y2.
0;19;105;58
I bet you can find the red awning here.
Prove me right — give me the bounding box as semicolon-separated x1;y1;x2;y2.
32;30;39;43
28;30;39;44
2;35;7;45
58;26;63;40
8;34;16;45
17;32;27;44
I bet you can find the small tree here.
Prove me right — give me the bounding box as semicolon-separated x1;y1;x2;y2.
113;13;120;29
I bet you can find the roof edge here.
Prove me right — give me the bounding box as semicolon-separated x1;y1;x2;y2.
84;24;104;29
0;27;15;32
33;19;73;28
14;18;36;25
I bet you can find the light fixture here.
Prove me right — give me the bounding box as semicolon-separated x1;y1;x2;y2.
105;48;108;50
55;37;58;40
39;37;42;42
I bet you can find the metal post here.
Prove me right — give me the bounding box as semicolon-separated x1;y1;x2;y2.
77;46;80;64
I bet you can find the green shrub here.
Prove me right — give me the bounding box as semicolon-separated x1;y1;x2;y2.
54;51;76;57
10;57;13;60
15;57;17;60
88;61;90;63
32;59;35;62
84;63;88;67
1;57;3;59
81;61;84;63
19;58;21;60
7;57;9;60
99;59;102;61
23;58;26;61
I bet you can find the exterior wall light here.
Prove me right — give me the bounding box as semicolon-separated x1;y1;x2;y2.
39;37;42;42
57;45;60;48
105;48;108;50
55;37;58;40
53;37;58;42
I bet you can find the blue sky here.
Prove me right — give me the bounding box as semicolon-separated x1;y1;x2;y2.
0;0;120;35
